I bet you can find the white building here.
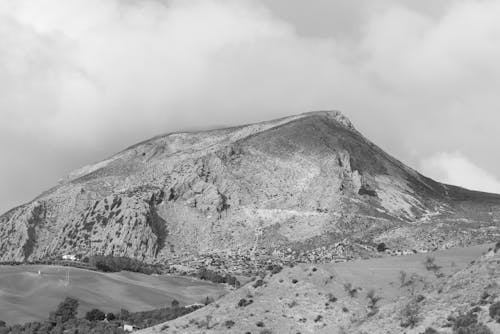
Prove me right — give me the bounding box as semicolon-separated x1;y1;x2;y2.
123;324;140;332
62;254;77;261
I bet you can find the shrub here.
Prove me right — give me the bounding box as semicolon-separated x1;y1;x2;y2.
327;293;337;303
225;320;235;329
50;297;79;323
377;243;387;252
400;299;420;328
423;328;439;334
489;301;500;322
424;256;441;272
344;283;358;297
266;264;283;274
85;309;105;321
106;312;116;321
366;289;381;316
238;298;253;307
253;279;265;288
450;311;492;334
256;321;265;327
171;299;180;308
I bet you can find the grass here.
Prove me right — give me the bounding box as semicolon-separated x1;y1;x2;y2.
0;265;227;324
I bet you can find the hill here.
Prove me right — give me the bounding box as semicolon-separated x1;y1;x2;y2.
0;265;227;325
138;243;500;333
1;111;500;270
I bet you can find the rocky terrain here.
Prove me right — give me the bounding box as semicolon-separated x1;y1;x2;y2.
138;243;500;334
1;111;500;268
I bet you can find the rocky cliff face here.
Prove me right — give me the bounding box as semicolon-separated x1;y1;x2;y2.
1;111;500;263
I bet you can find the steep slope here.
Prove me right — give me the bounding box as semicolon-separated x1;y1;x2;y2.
1;111;500;266
137;243;500;334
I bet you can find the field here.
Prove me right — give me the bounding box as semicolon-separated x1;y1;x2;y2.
0;265;228;325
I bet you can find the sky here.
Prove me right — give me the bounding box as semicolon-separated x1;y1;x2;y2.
1;0;500;213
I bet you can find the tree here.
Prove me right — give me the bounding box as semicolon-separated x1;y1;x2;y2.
50;297;79;323
171;299;180;308
85;308;106;321
106;312;116;321
377;243;387;252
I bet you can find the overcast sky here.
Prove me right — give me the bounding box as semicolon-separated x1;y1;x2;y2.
1;0;500;214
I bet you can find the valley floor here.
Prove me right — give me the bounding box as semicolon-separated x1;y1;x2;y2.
0;265;227;325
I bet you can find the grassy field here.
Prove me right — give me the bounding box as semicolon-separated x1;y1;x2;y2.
0;265;228;325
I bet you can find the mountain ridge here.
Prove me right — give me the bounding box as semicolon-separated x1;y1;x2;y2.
1;111;500;270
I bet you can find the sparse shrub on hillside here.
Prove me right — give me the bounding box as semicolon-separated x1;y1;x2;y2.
266;264;283;275
292;279;298;284
344;283;358;297
366;289;381;317
424;256;442;277
423;327;439;334
494;241;500;253
253;279;265;288
449;311;492;334
327;293;337;303
85;309;105;321
0;321;5;327
238;298;253;307
400;298;421;328
377;243;388;252
256;321;265;327
489;302;500;322
224;320;235;329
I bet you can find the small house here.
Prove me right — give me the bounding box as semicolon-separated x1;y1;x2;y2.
62;254;77;261
124;324;140;332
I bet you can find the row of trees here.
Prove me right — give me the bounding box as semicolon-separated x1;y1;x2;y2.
89;255;162;274
0;296;203;334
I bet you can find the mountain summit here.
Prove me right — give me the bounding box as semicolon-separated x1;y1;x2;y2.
1;111;499;265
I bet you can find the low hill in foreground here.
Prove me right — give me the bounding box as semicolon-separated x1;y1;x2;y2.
0;265;227;325
139;243;500;334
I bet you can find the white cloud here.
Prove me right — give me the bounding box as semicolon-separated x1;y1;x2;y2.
420;152;500;193
1;0;500;212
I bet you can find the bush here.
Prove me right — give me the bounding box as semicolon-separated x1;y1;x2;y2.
196;268;240;287
50;297;79;323
377;243;388;252
85;309;106;321
106;313;116;321
489;301;500;322
400;298;420;328
424;328;439;334
238;298;253;307
225;320;235;329
344;283;358;297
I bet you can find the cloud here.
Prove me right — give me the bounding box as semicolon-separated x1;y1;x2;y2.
1;0;500;212
420;152;500;193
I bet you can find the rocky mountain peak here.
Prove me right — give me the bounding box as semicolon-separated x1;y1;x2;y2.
1;111;500;267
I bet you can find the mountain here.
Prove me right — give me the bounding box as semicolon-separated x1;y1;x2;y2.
1;111;500;267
